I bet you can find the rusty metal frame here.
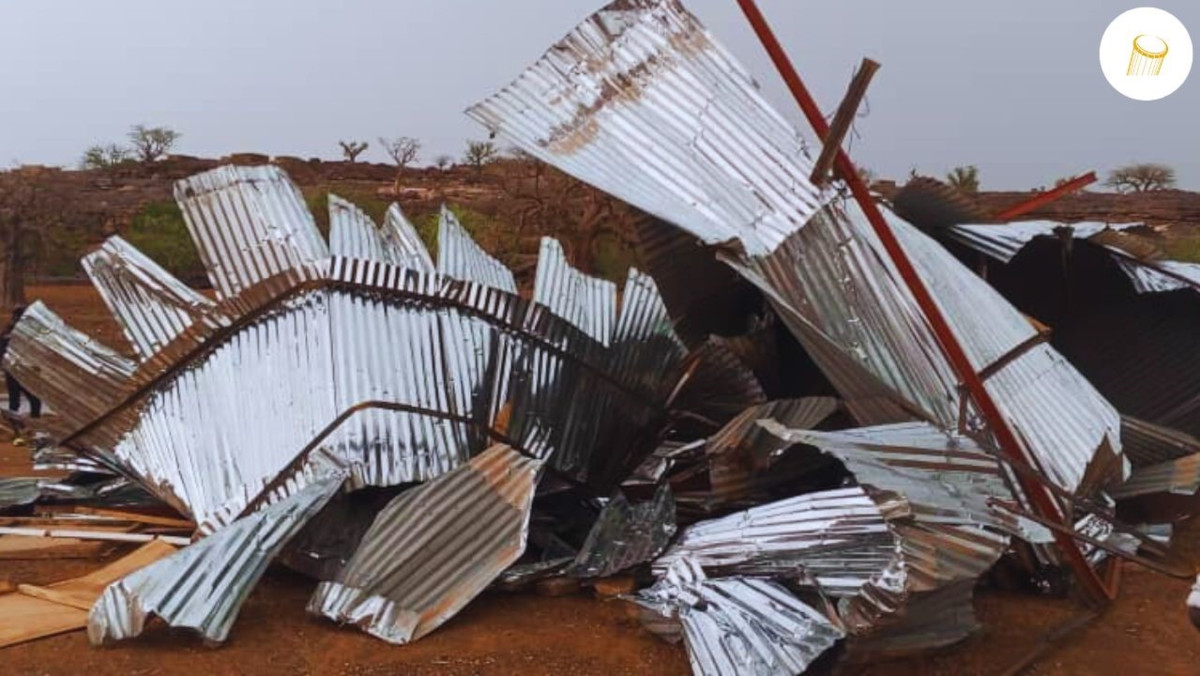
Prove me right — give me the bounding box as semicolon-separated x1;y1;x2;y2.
994;172;1098;222
735;0;1112;601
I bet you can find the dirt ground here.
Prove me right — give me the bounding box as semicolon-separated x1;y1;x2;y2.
2;285;1199;675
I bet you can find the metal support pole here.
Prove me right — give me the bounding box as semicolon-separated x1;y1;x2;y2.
735;0;1112;602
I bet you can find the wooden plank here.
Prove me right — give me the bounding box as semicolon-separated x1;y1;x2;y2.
0;535;112;560
0;594;87;648
35;506;194;530
0;540;177;648
809;58;880;186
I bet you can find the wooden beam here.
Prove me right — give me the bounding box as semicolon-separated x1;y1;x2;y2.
810;58;880;186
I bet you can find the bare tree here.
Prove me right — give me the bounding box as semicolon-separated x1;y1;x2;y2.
464;140;498;178
339;140;369;163
946;165;981;193
128;125;181;163
0;169;77;310
378;136;421;193
434;155;453;170
81;143;131;170
1106;163;1176;193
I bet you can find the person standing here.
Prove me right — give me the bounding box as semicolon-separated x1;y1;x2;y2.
1;305;41;419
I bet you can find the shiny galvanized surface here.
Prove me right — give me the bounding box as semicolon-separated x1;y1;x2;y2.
569;483;676;578
1112;256;1200;294
1110;453;1200;500
308;445;539;644
14;164;683;531
683;398;840;512
945;221;1142;263
175;165;329;300
634;557;844;676
82;236;225;361
328;196;435;272
0;478;42;511
466;0;828;257
655;486;898;597
533;237;617;345
1;302;136;435
731;202;1123;496
759;420;1015;530
88;473;343;645
467;0;1121;497
436;206;517;293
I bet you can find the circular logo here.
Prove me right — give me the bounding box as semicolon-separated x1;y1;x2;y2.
1100;7;1192;101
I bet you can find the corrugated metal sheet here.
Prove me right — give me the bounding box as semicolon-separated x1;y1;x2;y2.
1112;256;1200;295
466;0;828;257
1111;453;1200;500
634;557;844;676
0;478;41;510
568;483;675;578
308;445;539;644
7;164;684;532
82;236;225;361
759;420;1015;530
328;196;435;272
946;221;1142;263
436;206;517;293
88;473;342;644
468;0;1123;501
1121;415;1200;469
889;177;992;231
683;398;839;512
730;202;1123;497
1;302;136;434
655;486;898;597
533;237;617;345
175;165;329;300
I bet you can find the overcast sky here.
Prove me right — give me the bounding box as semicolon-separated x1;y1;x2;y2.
0;0;1196;190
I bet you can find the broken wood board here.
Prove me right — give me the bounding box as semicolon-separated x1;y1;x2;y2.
36;506;194;530
0;535;114;560
0;540;176;648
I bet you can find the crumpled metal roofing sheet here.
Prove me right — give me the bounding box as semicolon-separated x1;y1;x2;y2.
436;206;517;293
1121;415;1200;469
634;557;844;676
82;236;225;361
329;196;435;272
175;165;329;300
8;164;684;532
731;203;1123;496
1110;453;1200;500
946;221;1142;263
1112;256;1200;294
469;0;1123;499
88;473;342;644
309;445;539;644
466;0;828;257
1;302;136;435
655;486;898;597
533;237;617;345
568;483;676;578
0;478;42;511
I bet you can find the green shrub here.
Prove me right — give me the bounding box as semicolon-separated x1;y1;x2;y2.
124;201;207;284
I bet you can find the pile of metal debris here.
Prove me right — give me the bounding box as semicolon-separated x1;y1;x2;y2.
2;0;1198;673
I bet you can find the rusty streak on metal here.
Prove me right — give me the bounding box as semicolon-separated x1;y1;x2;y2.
734;0;1112;601
810;58;880;186
994;172;1098;222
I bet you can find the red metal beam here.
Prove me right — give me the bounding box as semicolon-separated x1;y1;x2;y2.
735;0;1112;602
995;171;1098;222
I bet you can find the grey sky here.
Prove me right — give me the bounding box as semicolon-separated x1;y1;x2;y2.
1;0;1196;190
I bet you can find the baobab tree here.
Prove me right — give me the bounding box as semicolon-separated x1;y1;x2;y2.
379;136;421;193
1106;163;1176;193
464;140;498;179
